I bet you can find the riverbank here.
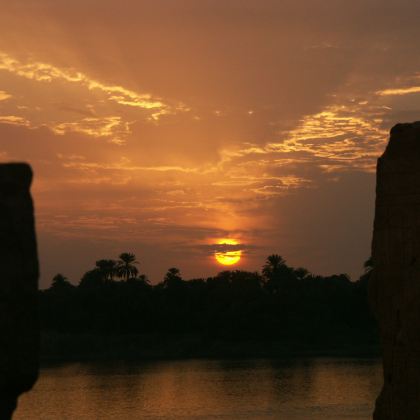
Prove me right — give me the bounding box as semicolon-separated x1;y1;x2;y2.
40;332;380;362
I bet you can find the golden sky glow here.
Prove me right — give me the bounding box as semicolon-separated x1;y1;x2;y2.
1;1;420;286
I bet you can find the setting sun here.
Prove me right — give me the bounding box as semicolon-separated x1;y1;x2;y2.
214;239;242;266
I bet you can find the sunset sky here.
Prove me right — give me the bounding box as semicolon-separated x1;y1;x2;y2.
2;0;420;287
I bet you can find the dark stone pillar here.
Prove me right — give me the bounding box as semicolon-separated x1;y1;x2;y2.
0;164;39;419
370;122;420;419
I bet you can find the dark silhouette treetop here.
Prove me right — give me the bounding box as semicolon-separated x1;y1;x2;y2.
117;252;139;281
40;251;377;359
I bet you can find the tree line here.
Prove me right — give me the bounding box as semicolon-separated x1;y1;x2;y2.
39;252;377;352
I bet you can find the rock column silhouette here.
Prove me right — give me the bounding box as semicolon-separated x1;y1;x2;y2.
370;123;420;419
0;164;39;419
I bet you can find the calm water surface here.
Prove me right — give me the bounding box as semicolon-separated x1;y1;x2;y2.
15;358;382;419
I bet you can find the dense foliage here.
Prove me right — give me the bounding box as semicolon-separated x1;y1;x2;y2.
39;253;377;355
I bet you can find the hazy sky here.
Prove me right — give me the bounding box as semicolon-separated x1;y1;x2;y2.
1;0;420;287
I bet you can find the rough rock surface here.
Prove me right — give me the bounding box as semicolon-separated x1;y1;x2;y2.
370;122;420;419
0;164;39;419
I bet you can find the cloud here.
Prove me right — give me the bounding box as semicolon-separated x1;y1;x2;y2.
0;51;168;112
0;115;30;126
377;86;420;96
0;51;187;145
51;116;131;145
198;242;258;254
0;90;11;101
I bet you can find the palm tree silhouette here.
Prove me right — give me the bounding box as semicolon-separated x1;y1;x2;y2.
262;254;296;293
262;254;285;278
117;252;139;281
95;259;118;281
163;267;183;289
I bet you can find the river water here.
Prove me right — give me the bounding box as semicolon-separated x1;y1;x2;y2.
15;358;382;419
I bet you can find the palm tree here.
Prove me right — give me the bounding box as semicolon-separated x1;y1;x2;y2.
95;259;118;281
262;254;286;279
262;254;295;293
117;252;139;281
163;267;183;289
79;268;104;289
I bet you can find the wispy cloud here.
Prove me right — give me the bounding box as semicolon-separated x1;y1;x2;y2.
59;156;216;175
51;116;131;145
0;52;168;112
0;51;189;144
0;115;30;126
218;96;389;177
377;86;420;96
0;90;11;101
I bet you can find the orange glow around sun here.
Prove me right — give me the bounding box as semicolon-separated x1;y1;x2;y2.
214;239;242;266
